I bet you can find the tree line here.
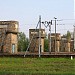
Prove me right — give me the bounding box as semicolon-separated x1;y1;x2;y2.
18;31;71;52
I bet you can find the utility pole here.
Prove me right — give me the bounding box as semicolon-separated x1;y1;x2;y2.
39;15;41;57
74;25;75;51
49;21;52;53
54;17;57;53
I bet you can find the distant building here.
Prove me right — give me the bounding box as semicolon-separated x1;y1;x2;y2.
0;21;19;54
29;29;45;53
48;33;74;52
60;36;70;52
48;33;61;52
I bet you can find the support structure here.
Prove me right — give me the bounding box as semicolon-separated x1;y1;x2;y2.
39;16;41;57
24;16;45;58
74;25;75;51
24;22;39;57
54;17;57;53
49;21;52;53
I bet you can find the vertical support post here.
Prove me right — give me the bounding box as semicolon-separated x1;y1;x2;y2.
54;17;57;53
39;15;41;57
49;24;51;53
74;25;75;51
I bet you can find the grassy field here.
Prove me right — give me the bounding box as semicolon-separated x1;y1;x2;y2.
0;57;75;75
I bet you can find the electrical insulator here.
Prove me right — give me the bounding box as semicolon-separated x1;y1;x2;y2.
51;20;52;25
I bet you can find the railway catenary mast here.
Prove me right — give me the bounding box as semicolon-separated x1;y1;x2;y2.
74;25;75;51
39;15;41;57
24;16;45;57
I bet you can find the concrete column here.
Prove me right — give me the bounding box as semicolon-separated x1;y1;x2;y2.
67;42;70;52
56;41;60;52
65;42;70;52
41;38;44;52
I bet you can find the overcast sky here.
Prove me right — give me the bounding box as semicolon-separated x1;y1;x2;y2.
0;0;74;37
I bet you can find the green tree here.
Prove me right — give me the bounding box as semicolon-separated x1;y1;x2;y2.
18;32;29;52
62;31;71;42
44;37;49;52
66;31;71;42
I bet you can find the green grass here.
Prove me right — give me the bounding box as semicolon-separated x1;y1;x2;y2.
0;57;74;75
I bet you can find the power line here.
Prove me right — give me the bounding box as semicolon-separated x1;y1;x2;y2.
62;19;75;20
51;29;73;31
